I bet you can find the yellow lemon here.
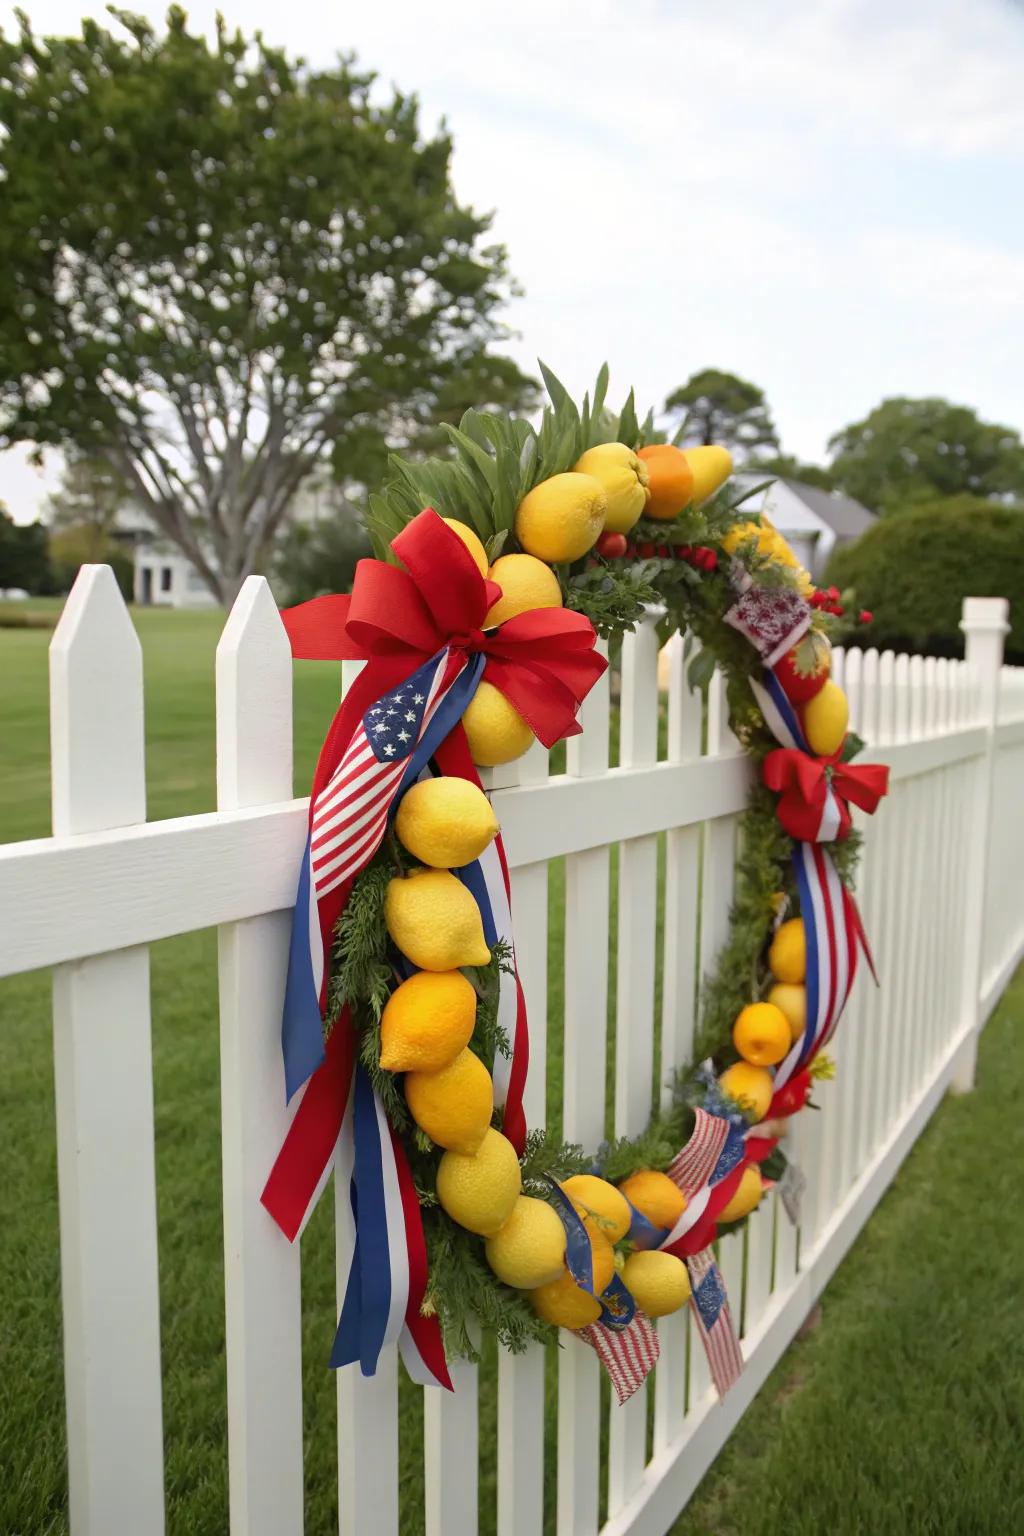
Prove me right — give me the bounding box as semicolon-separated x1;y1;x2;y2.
461;681;534;767
681;445;733;504
573;443;650;533
379;970;477;1073
436;1128;521;1236
768;982;806;1045
485;553;563;627
802;679;849;756
395;776;498;868
485;1196;568;1288
515;472;607;562
404;1048;492;1153
560;1174;632;1244
718;1165;765;1223
732;1001;791;1067
530;1226;616;1329
385;868;490;971
617;1170;687;1232
441;517;488;576
769;918;806;985
718;1061;774;1122
621;1250;691;1318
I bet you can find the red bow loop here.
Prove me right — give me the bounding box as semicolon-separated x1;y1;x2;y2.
763;747;889;843
279;507;608;755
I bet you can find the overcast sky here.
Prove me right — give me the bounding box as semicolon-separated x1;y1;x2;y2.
3;0;1024;521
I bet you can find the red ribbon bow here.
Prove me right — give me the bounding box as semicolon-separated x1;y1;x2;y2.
762;747;890;843
282;508;607;805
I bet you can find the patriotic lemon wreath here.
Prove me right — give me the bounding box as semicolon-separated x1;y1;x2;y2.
261;367;889;1402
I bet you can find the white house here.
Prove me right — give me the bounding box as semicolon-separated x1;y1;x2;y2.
731;475;876;578
130;473;344;609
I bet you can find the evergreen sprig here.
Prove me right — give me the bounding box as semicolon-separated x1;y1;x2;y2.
422;1211;555;1359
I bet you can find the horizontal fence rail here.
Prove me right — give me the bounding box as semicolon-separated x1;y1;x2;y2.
1;571;1022;1536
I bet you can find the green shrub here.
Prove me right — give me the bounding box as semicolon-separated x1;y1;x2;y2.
826;497;1024;662
272;513;372;604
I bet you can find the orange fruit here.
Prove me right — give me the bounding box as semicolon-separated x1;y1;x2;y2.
637;443;694;521
718;1061;774;1122
529;1225;616;1329
617;1169;687;1231
732;1002;791;1067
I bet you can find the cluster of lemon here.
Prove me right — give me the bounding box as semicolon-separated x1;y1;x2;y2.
440;441;733;770
380;772;697;1328
712;916;810;1223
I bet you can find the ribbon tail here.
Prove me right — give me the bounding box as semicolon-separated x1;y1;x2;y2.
847;886;879;985
261;1015;355;1241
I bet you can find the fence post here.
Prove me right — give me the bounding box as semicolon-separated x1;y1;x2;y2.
950;596;1008;1093
49;565;165;1534
216;577;305;1534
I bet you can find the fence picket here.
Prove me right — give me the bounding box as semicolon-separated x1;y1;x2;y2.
609;622;661;1515
216;578;305;1536
655;633;703;1452
498;742;551;1536
558;642;611;1536
49;566;165;1535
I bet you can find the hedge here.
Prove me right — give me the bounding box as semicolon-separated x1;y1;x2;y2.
825;497;1024;663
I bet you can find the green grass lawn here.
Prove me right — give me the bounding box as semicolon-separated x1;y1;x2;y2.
2;604;1022;1535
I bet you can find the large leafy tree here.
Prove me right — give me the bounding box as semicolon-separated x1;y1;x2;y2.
664;369;780;456
828;397;1024;514
44;454;132;556
0;9;534;602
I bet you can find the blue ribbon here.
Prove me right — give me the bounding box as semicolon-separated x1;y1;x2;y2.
543;1177;636;1331
331;1065;393;1375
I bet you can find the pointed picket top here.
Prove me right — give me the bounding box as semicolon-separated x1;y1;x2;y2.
50;564;145;837
216;576;293;811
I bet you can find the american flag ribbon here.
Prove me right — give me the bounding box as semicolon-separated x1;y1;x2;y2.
576;1314;661;1406
280;646;484;1101
666;1107;731;1198
686;1247;743;1398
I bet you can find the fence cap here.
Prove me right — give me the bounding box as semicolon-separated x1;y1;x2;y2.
960;596;1010;635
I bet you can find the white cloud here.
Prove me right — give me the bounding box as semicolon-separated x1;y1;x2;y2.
3;0;1024;516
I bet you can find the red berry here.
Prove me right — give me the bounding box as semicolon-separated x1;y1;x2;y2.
638;541;656;557
768;1068;811;1119
596;531;628;559
859;609;873;625
673;544;689;560
827;586;840;601
657;544;670;558
702;549;719;572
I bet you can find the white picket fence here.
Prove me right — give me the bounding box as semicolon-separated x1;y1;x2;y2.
2;573;1023;1536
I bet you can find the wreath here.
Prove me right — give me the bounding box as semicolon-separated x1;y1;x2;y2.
260;367;889;1403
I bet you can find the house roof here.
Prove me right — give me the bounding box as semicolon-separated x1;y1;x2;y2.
782;481;876;540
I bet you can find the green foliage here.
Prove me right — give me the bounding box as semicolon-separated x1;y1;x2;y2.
664;368;780;454
0;9;529;600
564;558;660;639
421;1210;554;1360
272;508;372;603
747;452;835;490
826;497;1024;662
366;363;650;559
467;940;514;1067
827;398;1024;514
326;856;395;1032
518;1128;590;1190
0;510;56;594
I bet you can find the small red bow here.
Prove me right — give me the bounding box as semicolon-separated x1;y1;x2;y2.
762;747;889;843
282;509;606;775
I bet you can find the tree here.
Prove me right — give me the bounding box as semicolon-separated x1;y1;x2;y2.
272;507;371;604
827;398;1024;515
0;509;55;593
664;369;780;456
826;497;1024;662
746;453;835;492
44;454;133;560
0;11;534;603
